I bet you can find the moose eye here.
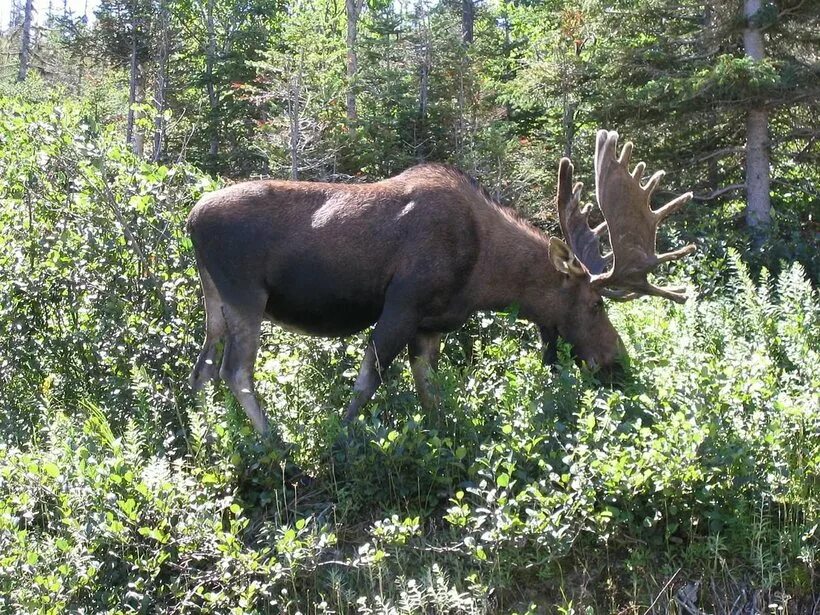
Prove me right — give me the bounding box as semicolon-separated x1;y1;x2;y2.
593;299;605;312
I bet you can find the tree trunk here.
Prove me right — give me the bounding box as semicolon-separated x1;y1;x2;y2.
152;0;170;163
345;0;364;123
10;0;23;29
416;40;430;160
502;11;512;120
133;81;145;157
289;61;302;180
127;30;138;150
745;109;771;238
461;0;474;45
206;0;220;158
416;3;430;161
560;37;583;159
742;0;772;243
562;100;576;159
17;0;33;82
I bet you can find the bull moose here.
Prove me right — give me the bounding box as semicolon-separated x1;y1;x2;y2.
187;130;696;435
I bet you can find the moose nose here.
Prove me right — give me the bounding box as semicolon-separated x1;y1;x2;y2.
598;338;630;383
614;336;628;363
594;336;627;371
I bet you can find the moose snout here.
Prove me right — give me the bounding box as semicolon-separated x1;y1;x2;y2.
591;336;629;383
577;335;628;377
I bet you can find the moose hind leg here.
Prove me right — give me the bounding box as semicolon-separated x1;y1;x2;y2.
190;268;226;390
219;299;269;435
409;332;442;412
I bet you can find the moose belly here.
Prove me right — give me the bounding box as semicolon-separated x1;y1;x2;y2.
265;301;381;337
264;291;383;338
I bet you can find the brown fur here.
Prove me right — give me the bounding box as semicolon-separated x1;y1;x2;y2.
187;164;624;434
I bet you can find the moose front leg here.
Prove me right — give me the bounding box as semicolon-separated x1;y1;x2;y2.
409;332;442;412
343;302;418;423
539;325;560;367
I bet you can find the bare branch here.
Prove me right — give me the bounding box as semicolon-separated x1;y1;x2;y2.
693;147;744;164
691;184;746;201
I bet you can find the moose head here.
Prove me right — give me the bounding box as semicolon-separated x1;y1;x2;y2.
538;129;697;371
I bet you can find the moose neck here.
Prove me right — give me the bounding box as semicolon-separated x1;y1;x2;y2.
472;207;560;321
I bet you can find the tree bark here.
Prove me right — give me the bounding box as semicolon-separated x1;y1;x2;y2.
461;0;474;45
127;29;138;151
205;0;220;158
152;0;170;162
742;0;772;243
345;0;364;123
17;0;33;82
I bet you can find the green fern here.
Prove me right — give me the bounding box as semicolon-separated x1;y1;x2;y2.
776;262;819;381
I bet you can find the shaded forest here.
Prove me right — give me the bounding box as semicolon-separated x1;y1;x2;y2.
6;0;820;260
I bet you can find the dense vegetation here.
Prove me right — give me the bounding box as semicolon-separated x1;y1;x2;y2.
1;0;818;612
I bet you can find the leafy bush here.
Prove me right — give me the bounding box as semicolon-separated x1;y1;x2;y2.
0;92;817;613
0;91;215;444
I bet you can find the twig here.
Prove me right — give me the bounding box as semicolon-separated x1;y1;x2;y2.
693;147;744;164
772;178;820;199
643;567;682;615
83;164;169;313
316;559;355;567
692;184;746;201
777;0;806;21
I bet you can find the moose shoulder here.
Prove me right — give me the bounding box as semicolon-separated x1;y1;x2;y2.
187;130;696;435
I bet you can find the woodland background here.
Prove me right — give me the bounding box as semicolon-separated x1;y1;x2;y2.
0;0;818;613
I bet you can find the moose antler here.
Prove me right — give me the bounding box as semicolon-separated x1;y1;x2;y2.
556;158;609;275
557;130;697;303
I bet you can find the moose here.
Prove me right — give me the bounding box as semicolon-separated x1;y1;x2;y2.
187;130;696;435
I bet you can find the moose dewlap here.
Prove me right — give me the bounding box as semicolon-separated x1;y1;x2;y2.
187;130;696;436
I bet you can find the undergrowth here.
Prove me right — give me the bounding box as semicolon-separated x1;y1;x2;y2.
0;94;818;614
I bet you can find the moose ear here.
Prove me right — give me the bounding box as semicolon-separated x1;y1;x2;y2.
549;237;587;278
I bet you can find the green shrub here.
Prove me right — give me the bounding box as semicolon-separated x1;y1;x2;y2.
0;91;817;613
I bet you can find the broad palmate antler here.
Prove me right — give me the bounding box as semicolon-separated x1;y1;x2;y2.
557;130;697;303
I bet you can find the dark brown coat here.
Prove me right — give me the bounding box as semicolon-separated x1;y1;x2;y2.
187;164;623;434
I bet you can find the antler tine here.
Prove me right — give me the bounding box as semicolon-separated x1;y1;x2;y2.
639;283;690;304
643;170;665;196
589;129;697;301
556;157;608;275
600;288;638;301
656;244;697;265
654;191;693;222
618;141;633;165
